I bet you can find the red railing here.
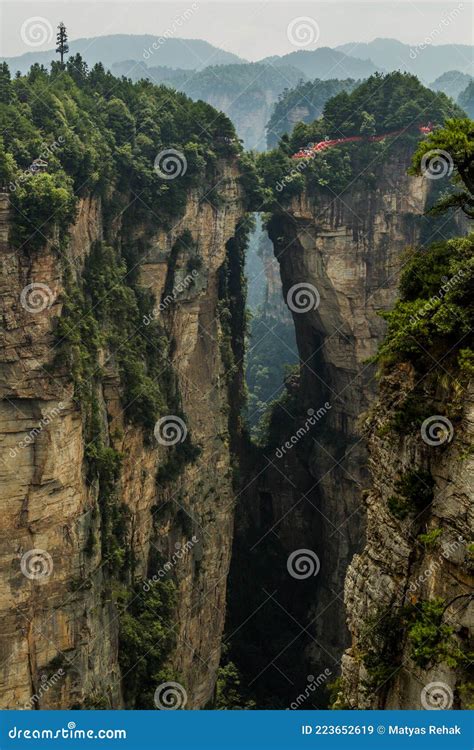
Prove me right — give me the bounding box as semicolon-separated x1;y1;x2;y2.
291;124;434;159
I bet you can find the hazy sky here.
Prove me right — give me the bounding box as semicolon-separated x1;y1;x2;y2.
1;0;473;59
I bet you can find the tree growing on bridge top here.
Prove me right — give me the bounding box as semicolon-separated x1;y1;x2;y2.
56;22;69;67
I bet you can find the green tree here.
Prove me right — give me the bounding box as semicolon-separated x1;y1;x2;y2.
66;53;89;85
105;97;136;147
56;22;69;67
360;111;376;136
410;118;474;217
0;62;12;104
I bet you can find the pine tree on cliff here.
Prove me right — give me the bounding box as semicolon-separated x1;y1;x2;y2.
56;22;69;67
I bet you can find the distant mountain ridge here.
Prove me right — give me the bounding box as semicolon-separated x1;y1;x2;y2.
336;37;473;81
4;34;472;83
1;34;246;74
260;47;381;79
430;70;473;100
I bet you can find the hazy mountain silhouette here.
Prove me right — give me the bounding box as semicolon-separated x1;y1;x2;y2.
2;34;245;75
260;47;380;79
336;37;473;81
430;70;473;99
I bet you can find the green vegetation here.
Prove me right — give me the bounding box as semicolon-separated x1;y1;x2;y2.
417;528;443;547
387;495;410;520
155;437;202;487
214;652;256;709
360;115;474;704
410;118;474;218
117;580;177;708
0;57;242;247
386;393;436;434
375;116;473;485
82;694;110;709
387;469;434;520
376;235;473;372
55;239;184;574
0;59;252;708
328;676;350;710
407;598;468;668
258;73;461;204
360;608;405;692
361;597;470;695
266;78;358;148
320;73;461;138
83;241;170;433
216;216;253;455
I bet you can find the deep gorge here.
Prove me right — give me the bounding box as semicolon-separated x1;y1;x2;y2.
0;64;472;712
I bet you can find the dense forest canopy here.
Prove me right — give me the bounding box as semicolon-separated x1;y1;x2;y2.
300;71;464;142
0;57;244;248
257;72;465;204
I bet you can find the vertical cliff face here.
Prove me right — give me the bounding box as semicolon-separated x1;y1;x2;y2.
0;159;246;709
231;146;441;700
340;365;473;709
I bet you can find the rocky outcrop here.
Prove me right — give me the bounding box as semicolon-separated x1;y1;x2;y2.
0;158;246;709
340;367;473;709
